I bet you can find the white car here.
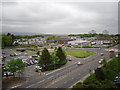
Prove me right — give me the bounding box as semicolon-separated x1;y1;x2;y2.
35;66;42;70
77;62;83;65
98;59;103;64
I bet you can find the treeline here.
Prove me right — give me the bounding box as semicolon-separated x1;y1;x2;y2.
72;56;120;88
68;33;115;38
15;35;44;39
47;36;60;40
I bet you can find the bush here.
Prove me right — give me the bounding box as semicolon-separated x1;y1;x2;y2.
95;68;105;80
59;60;67;65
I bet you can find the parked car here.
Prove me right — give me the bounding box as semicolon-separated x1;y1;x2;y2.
25;62;31;66
29;60;34;65
32;55;39;60
7;72;14;76
10;53;18;56
2;56;7;58
114;73;120;85
3;72;14;77
2;52;5;55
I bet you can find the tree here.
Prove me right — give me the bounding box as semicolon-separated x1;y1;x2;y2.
7;33;11;36
102;58;107;67
2;34;13;47
6;59;17;77
47;36;60;40
38;48;51;66
15;59;25;78
6;59;25;78
95;68;105;80
36;51;40;55
51;53;60;65
56;47;67;65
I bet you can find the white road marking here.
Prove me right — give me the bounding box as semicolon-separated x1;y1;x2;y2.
46;69;61;75
48;76;53;79
37;80;45;84
26;84;35;88
10;84;21;89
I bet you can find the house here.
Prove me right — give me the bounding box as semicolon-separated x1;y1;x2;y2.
13;37;46;45
46;38;74;44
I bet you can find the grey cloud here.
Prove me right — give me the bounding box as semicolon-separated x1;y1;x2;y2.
2;2;118;34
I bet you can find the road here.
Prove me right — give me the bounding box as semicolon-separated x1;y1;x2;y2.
14;48;110;89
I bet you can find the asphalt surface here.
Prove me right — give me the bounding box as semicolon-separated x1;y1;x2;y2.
13;47;110;89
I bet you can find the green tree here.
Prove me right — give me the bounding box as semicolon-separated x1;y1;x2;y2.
6;59;25;78
6;59;17;77
102;59;107;67
38;48;51;66
47;36;60;40
15;59;25;78
51;53;60;65
36;51;40;55
2;34;13;47
56;47;67;65
95;68;105;80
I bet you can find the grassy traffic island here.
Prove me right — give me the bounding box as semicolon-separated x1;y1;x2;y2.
65;49;96;58
72;56;120;89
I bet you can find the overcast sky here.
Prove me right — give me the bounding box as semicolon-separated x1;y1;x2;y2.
1;0;119;34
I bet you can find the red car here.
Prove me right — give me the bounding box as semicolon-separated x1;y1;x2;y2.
2;56;7;58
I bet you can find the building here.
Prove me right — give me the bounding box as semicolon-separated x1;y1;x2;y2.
46;38;74;44
95;37;113;45
68;39;90;46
